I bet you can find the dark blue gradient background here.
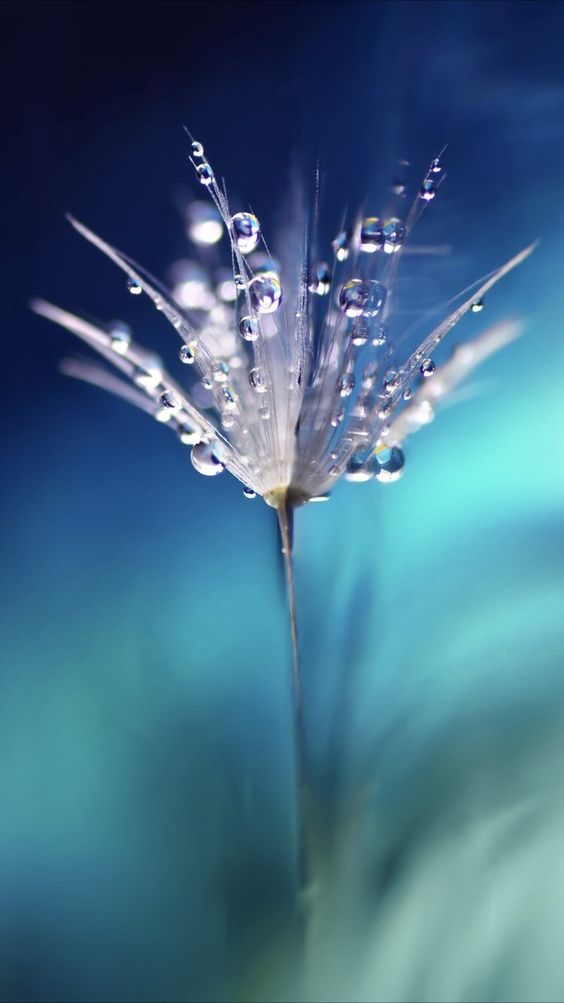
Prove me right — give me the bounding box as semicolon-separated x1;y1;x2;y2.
2;2;564;1001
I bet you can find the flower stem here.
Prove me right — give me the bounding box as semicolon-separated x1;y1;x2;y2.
277;499;317;922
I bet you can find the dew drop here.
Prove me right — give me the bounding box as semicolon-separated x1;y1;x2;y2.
345;453;374;483
258;404;271;420
133;354;162;390
191;441;225;477
374;446;405;483
351;321;370;347
239;315;258;342
419;178;436;201
332;230;350;262
159;390;182;415
221;385;238;412
191;140;204;159
338;372;355;397
127;277;142;296
249;367;268;393
383;371;400;393
109;322;131;355
471;298;484;313
213;361;230;383
377;399;393;420
231;212;261;254
360;217;383;254
197;163;214;186
420;358;435;378
309;262;331;296
372;323;388;347
402;387;412;401
243;486;256;499
179;343;196;365
340;279;386;319
234;273;246;290
331;408;345;426
249;273;282;314
201;375;212;389
430;157;444;177
178;425;200;446
382;217;406;254
221;413;235;429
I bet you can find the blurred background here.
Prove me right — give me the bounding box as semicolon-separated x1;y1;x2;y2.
2;1;564;1000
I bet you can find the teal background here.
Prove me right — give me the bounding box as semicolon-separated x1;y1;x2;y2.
3;1;564;1000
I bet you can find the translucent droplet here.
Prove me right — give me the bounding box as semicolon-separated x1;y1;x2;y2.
213;361;230;383
187;202;223;246
109;322;131;355
133;354;162;390
243;486;256;499
377;399;393;420
338;372;355;397
419;178;436;201
249;367;268;393
374;446;405;483
420;358;435;378
331;408;345;427
221;413;235;429
178;425;200;446
339;279;386;319
239;315;258;342
382;217;406;254
159;390;182;414
258;404;270;420
191;140;204;159
430;157;444;177
201;375;212;389
471;298;484;313
234;273;246;290
372;323;388;347
345;453;374;483
332;230;350;262
179;343;196;365
351;321;370;347
197;163;214;186
221;385;238;412
231;212;260;254
249;273;282;314
383;371;400;393
360;217;383;254
127;277;142;296
309;262;331;296
402;387;412;401
190;441;224;477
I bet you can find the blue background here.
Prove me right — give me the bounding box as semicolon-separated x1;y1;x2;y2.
2;2;564;1000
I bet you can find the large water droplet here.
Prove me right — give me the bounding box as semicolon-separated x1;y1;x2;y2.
382;217;406;254
249;273;282;314
332;230;350;262
339;279;387;319
231;212;260;254
420;358;435;378
338;372;355;397
471;298;484;313
197;163;214;186
249;367;268;393
243;486;256;499
187;202;223;246
374;446;405;482
239;316;258;342
127;277;142;296
109;322;131;355
191;441;225;476
360;217;383;253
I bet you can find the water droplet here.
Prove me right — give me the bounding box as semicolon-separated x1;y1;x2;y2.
191;140;204;159
382;217;406;254
419;178;436;201
402;387;412;401
372;323;388;347
234;273;246;290
221;385;238;412
430;157;444;177
331;408;345;426
249;367;268;393
345;453;374;483
332;230;350;262
383;371;400;393
133;354;162;390
191;441;224;476
159;390;182;415
471;298;484;313
309;262;331;296
197;163;214;186
249;273;282;314
377;399;393;420
178;425;200;445
360;217;383;253
127;277;142;296
243;486;256;499
338;372;355;397
340;279;386;319
351;321;370;347
213;361;230;383
239;315;258;341
374;446;405;483
109;322;131;355
231;212;260;254
221;413;235;429
392;179;407;196
179;343;196;365
187;201;223;246
258;404;271;420
201;375;212;389
420;358;435;378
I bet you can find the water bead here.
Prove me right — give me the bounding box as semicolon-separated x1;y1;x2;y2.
419;178;436;201
309;262;331;296
471;298;484;313
179;343;196;365
330;408;345;427
201;375;212;389
430;157;444;177
234;273;246;290
402;387;412;401
420;358;435;378
360;217;383;253
187;201;223;246
159;390;182;416
339;279;387;319
127;277;142;295
243;486;256;499
258;404;271;421
332;230;350;262
177;425;200;446
372;323;388;347
213;361;230;383
382;217;406;254
374;446;405;483
191;140;204;159
109;322;131;355
338;372;355;397
345;453;374;483
249;367;268;393
197;163;214;186
190;441;225;477
248;273;282;314
221;385;238;412
231;212;261;254
383;371;400;393
377;399;393;420
133;354;162;390
351;321;370;347
239;315;258;342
